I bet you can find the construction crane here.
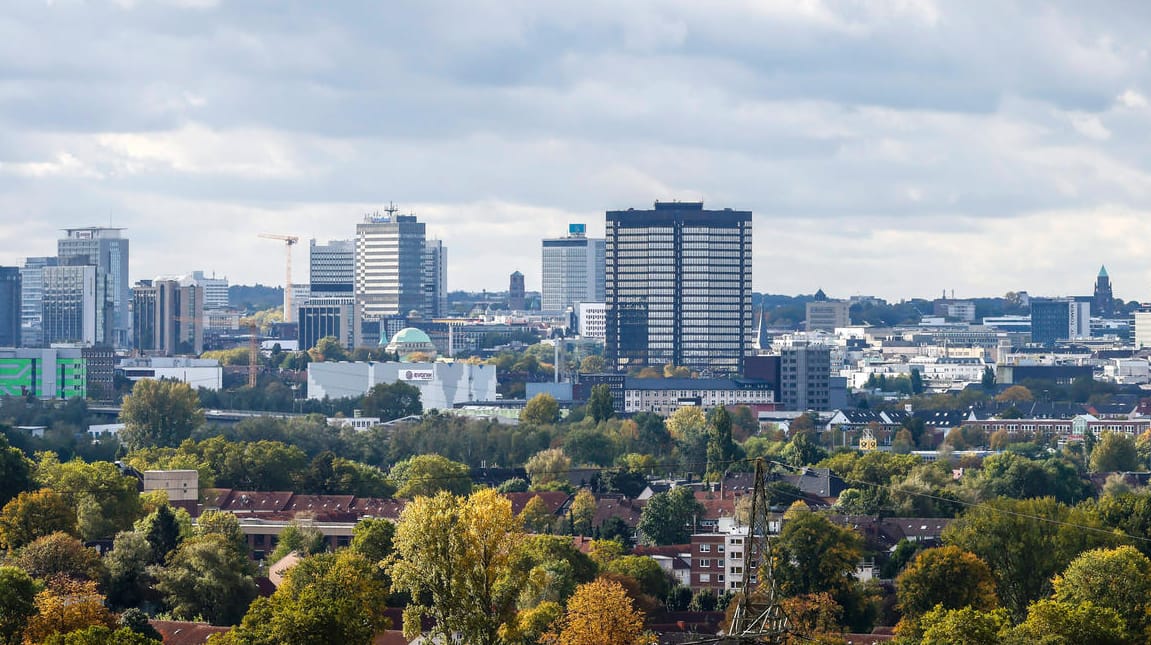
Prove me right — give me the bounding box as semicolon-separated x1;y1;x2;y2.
684;458;793;645
258;233;300;323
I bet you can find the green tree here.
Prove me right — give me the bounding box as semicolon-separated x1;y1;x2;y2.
588;384;615;423
705;406;737;480
350;517;395;564
521;393;561;425
1009;599;1126;645
895;546;998;636
1052;545;1151;640
390;488;527;645
918;605;1011;645
518;534;598;606
222;551;389;645
119;379;205;450
0;565;35;645
525;449;572;488
774;507;863;602
0;435;33;509
604;555;673;601
306;336;349;363
152;534;257;625
569;489;596;536
389;454;472;498
136;504;184;565
982;366;997;389
268;522;328;563
15;532;106;583
1090;432;1141;473
42;625;162;644
0;488;77;550
105;531;153;611
360;381;422;420
520;495;556;534
194;509;247;555
579;355;606;374
637;487;702;545
36;454;143;541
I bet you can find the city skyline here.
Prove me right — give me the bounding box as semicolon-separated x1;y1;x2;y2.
5;3;1151;300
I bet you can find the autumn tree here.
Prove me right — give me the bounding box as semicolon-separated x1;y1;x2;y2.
579;355;605;374
525;449;572;488
1009;599;1126;644
390;488;526;645
520;495;556;534
604;556;673;601
15;532;106;583
569;489;596;536
35;455;143;541
995;385;1034;402
0;566;35;645
306;336;349;363
1090;431;1141;473
0;489;76;550
22;578;115;644
665;406;707;441
388;454;472;498
521;393;560;425
895;546;998;636
918;605;1011;645
637;487;703;545
119;379;205;450
542;578;652;645
1052;545;1151;640
152;534;257;625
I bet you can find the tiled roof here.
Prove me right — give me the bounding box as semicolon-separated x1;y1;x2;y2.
150;621;230;645
503;491;570;515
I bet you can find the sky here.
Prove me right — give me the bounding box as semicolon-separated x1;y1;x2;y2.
3;1;1151;302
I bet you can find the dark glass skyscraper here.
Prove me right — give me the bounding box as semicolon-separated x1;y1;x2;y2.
0;267;21;347
605;202;752;375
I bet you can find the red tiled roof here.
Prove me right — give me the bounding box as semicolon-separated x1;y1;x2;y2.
284;494;356;513
592;494;645;527
503;491;570;515
150;620;230;645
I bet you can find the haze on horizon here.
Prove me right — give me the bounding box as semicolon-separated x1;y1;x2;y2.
2;1;1151;302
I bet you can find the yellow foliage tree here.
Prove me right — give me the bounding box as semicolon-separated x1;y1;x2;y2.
22;578;114;644
543;578;653;645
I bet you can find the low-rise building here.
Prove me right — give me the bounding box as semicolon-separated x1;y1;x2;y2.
0;347;86;399
307;360;498;410
119;356;223;390
622;377;775;415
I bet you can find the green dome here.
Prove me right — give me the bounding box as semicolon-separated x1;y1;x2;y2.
390;327;432;345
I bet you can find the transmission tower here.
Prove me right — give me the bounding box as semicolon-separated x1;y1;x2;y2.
684;458;793;644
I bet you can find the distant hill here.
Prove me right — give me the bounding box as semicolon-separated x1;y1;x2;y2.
229;284;283;312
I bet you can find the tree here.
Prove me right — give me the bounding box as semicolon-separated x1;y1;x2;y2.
0;488;77;550
982;366;997;390
306;336;349;363
563;427;617;467
194;509;247;555
105;531;153;611
521;393;561;425
21;578;115;644
637;487;703;546
773;507;863;602
268;522;327;563
152;534;257;625
525;449;572;488
0;435;33;509
389;489;526;645
579;355;606;374
1052;545;1151;640
604;556;673;601
15;532;106;583
896;546;998;636
910;369;924;395
542;578;652;645
119;379;205;450
35;455;143;541
588;384;615;423
360;381;422;420
349;517;395;564
1090;432;1141;473
520;495;556;534
995;385;1034;402
221;551;390;645
518;534;598;606
1010;599;1126;645
706;406;737;479
918;605;1011;645
666;407;707;441
136;504;183;564
0;566;35;645
388;454;471;498
42;625;162;644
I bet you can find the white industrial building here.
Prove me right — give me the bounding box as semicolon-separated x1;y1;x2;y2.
307;361;498;410
119;357;223;390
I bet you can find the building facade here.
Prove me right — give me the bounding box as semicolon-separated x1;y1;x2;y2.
805;293;850;332
132;280;205;355
1094;266;1114;318
605;202;753;375
355;212;426;320
19;256;56;347
0;268;20;348
508;271;526;311
41;264;101;346
57;227;130;347
577;302;606;339
297;297;361;351
780;342;832;411
307;361;498;410
0;348;86;399
119;357;223;390
541;223;605;313
309;239;355;298
622;377;775;415
422;239;447;318
1030;298;1091;345
182;271;229;310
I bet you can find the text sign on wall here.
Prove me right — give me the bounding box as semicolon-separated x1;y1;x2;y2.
401;369;434;382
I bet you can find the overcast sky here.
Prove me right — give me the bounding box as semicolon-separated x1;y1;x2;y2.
3;1;1151;302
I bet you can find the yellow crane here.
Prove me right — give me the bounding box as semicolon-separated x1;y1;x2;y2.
258;233;300;323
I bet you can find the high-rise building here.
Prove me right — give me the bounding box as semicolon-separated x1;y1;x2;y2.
309;239;355;298
57;227;129;347
41;263;101;346
20;256;56;347
355;211;426;320
132;280;204;356
780;342;832;411
508;271;525;311
298;297;361;352
1030;297;1091;345
805;290;850;332
0;268;21;347
422;239;447;318
541;224;606;313
605;202;753;375
182;271;230;310
1094;266;1114;319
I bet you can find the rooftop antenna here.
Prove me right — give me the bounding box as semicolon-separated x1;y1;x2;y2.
385;202;399;216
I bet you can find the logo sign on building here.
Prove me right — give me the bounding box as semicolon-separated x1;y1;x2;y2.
402;369;434;382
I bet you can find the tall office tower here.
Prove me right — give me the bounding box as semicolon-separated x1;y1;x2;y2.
355;210;426;320
541;224;606;313
1030;297;1091;345
20;256;57;347
605;202;753;375
1094;266;1114;318
132;280;204;356
508;271;526;311
780;342;833;411
41;263;101;346
0;268;21;347
309;239;355;298
422;239;447;318
182;271;229;309
298;297;361;352
57;227;129;347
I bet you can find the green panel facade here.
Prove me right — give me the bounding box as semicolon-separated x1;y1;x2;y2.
0;358;34;397
56;359;86;399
